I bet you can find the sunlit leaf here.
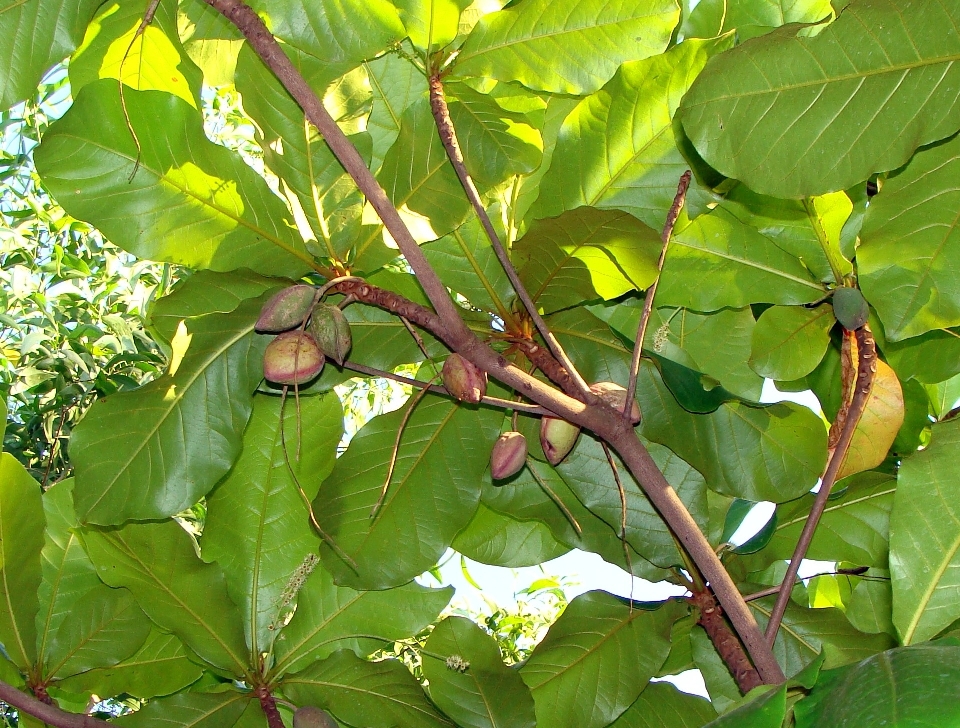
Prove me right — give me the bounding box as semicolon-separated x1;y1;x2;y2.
838;352;904;480
749;305;835;381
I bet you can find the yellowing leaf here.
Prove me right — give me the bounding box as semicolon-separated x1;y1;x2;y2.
838;356;904;479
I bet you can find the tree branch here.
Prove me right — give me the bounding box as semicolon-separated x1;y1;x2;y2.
689;590;762;693
0;680;112;728
764;326;877;646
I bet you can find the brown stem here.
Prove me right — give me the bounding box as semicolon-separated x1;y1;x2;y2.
624;172;690;418
690;590;763;693
0;680;112;728
202;0;783;684
256;686;285;728
764;326;877;646
427;73;593;399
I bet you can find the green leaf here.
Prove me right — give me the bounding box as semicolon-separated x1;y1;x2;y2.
883;326;960;385
637;361;827;502
690;626;740;713
0;0;100;111
890;419;960;644
683;0;833;41
454;0;679;95
844;574;894;637
201;394;342;659
57;628;204;698
44;584;150;680
794;645;960;728
680;0;960;198
519;592;683;728
548;307;633;386
533;38;728;231
83;521;249;677
609;681;717;728
249;0;405;71
365;52;428;173
452;502;570;568
702;685;785;728
396;0;472;50
314;394;500;589
749;305;835;380
114;690;250;728
272;569;451;678
557;434;708;568
178;0;244;85
422;616;536;728
281;650;452;728
0;453;44;670
34;81;313;277
516;208;661;314
70;295;268;525
859;133;960;340
659;208;824;311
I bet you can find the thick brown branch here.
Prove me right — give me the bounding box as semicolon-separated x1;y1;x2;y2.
256;687;284;728
764;326;877;646
690;590;762;693
0;680;112;728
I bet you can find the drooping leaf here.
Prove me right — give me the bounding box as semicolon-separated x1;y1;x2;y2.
844;574;894;637
608;681;717;728
365;52;428;173
516;207;661;314
201;394;342;658
859;132;960;340
794;645;960;728
114;690;250;728
70;295;268;525
34;81;313;277
281;650;452;728
422;616;537;728
533;38;729;231
701;685;785;728
82;521;250;677
0;0;100;111
394;0;471;50
519;592;683;728
178;0;244;85
658;208;824;311
682;0;834;41
272;569;452;678
0;454;44;670
749;305;835;381
883;326;960;385
454;0;679;95
890;419;960;644
680;0;960;198
452;502;570;568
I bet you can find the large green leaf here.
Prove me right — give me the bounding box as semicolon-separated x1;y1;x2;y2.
0;454;44;670
658;208;824;311
452;502;570;568
682;0;833;41
680;0;960;198
637;361;827;502
702;686;785;728
115;690;250;728
365;52;428;173
44;584;150;680
58;628;204;698
83;521;250;678
557;434;708;569
422;616;536;728
314;393;500;589
281;650;452;728
890;419;960;644
749;304;835;380
882;326;960;385
395;0;471;50
609;682;717;728
202;394;342;660
690;626;740;714
859;133;960;340
178;0;244;85
519;592;683;728
70;295;268;525
0;0;100;111
516;208;661;314
533;38;728;231
34;81;313;276
453;0;679;95
794;645;960;728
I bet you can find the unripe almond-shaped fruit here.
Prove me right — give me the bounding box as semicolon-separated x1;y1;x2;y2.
256;285;316;333
309;302;352;365
293;706;338;728
832;287;869;330
442;353;487;404
263;331;325;385
490;431;527;481
540;417;580;466
589;381;641;424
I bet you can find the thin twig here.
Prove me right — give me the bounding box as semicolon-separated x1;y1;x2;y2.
601;441;634;602
623;171;691;417
119;0;163;181
427;73;593;400
401;315;440;378
41;405;68;488
526;458;582;537
0;679;112;728
764;326;877;646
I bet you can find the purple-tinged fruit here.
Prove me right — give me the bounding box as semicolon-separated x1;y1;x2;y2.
442;353;487;404
490;431;527;481
293;706;338;728
263;331;325;385
589;381;641;424
540;417;580;466
309;303;352;365
256;285;316;333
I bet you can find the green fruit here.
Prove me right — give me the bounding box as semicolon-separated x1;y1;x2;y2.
442;353;487;404
256;285;316;333
293;706;338;728
833;287;869;330
309;303;352;365
490;431;527;481
540;417;580;466
263;331;325;385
